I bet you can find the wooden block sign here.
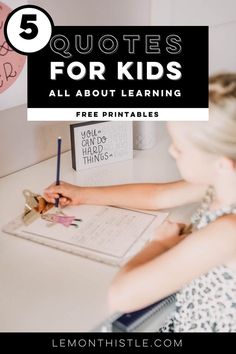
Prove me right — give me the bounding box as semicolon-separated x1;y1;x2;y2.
70;121;133;171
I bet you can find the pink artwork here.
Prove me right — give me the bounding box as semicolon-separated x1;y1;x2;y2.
41;213;82;228
0;1;26;93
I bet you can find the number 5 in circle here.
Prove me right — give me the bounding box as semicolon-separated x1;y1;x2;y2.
20;14;39;40
4;5;54;55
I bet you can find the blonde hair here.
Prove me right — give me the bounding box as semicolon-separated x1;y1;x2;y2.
190;73;236;160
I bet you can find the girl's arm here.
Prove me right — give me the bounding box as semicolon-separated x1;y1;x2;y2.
108;215;236;313
44;180;207;210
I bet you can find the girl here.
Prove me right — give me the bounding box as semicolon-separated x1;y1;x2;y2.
44;73;236;332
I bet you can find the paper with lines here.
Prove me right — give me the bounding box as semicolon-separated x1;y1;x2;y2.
9;205;168;265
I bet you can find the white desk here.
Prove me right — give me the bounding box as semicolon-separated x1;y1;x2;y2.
0;135;197;332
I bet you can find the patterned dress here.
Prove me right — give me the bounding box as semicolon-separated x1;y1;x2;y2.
160;186;236;332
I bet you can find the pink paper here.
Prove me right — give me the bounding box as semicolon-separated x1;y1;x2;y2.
0;2;26;93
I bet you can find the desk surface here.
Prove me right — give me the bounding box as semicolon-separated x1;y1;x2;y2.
0;135;196;332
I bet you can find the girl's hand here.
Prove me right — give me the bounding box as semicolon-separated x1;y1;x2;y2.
43;181;82;207
153;220;187;249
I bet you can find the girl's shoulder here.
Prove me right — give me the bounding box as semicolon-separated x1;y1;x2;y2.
195;213;236;250
202;213;236;234
214;214;236;232
217;215;236;269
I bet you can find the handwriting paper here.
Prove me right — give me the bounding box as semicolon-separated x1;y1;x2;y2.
21;205;167;261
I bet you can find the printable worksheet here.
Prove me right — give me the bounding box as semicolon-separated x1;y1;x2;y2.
17;205;168;263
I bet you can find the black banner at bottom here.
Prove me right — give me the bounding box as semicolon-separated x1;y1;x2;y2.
0;332;235;353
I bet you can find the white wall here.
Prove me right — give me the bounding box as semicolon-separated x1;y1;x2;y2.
1;0;235;177
150;0;236;73
0;105;72;176
0;0;151;177
32;0;151;26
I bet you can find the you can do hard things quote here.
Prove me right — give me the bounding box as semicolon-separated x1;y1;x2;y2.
80;128;113;165
71;122;133;171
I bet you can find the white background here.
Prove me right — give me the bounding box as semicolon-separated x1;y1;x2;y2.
0;0;236;177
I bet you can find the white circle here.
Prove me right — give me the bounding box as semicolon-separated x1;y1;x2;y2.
6;7;52;53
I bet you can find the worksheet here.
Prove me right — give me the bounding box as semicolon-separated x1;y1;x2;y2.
20;205;167;260
2;204;168;265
